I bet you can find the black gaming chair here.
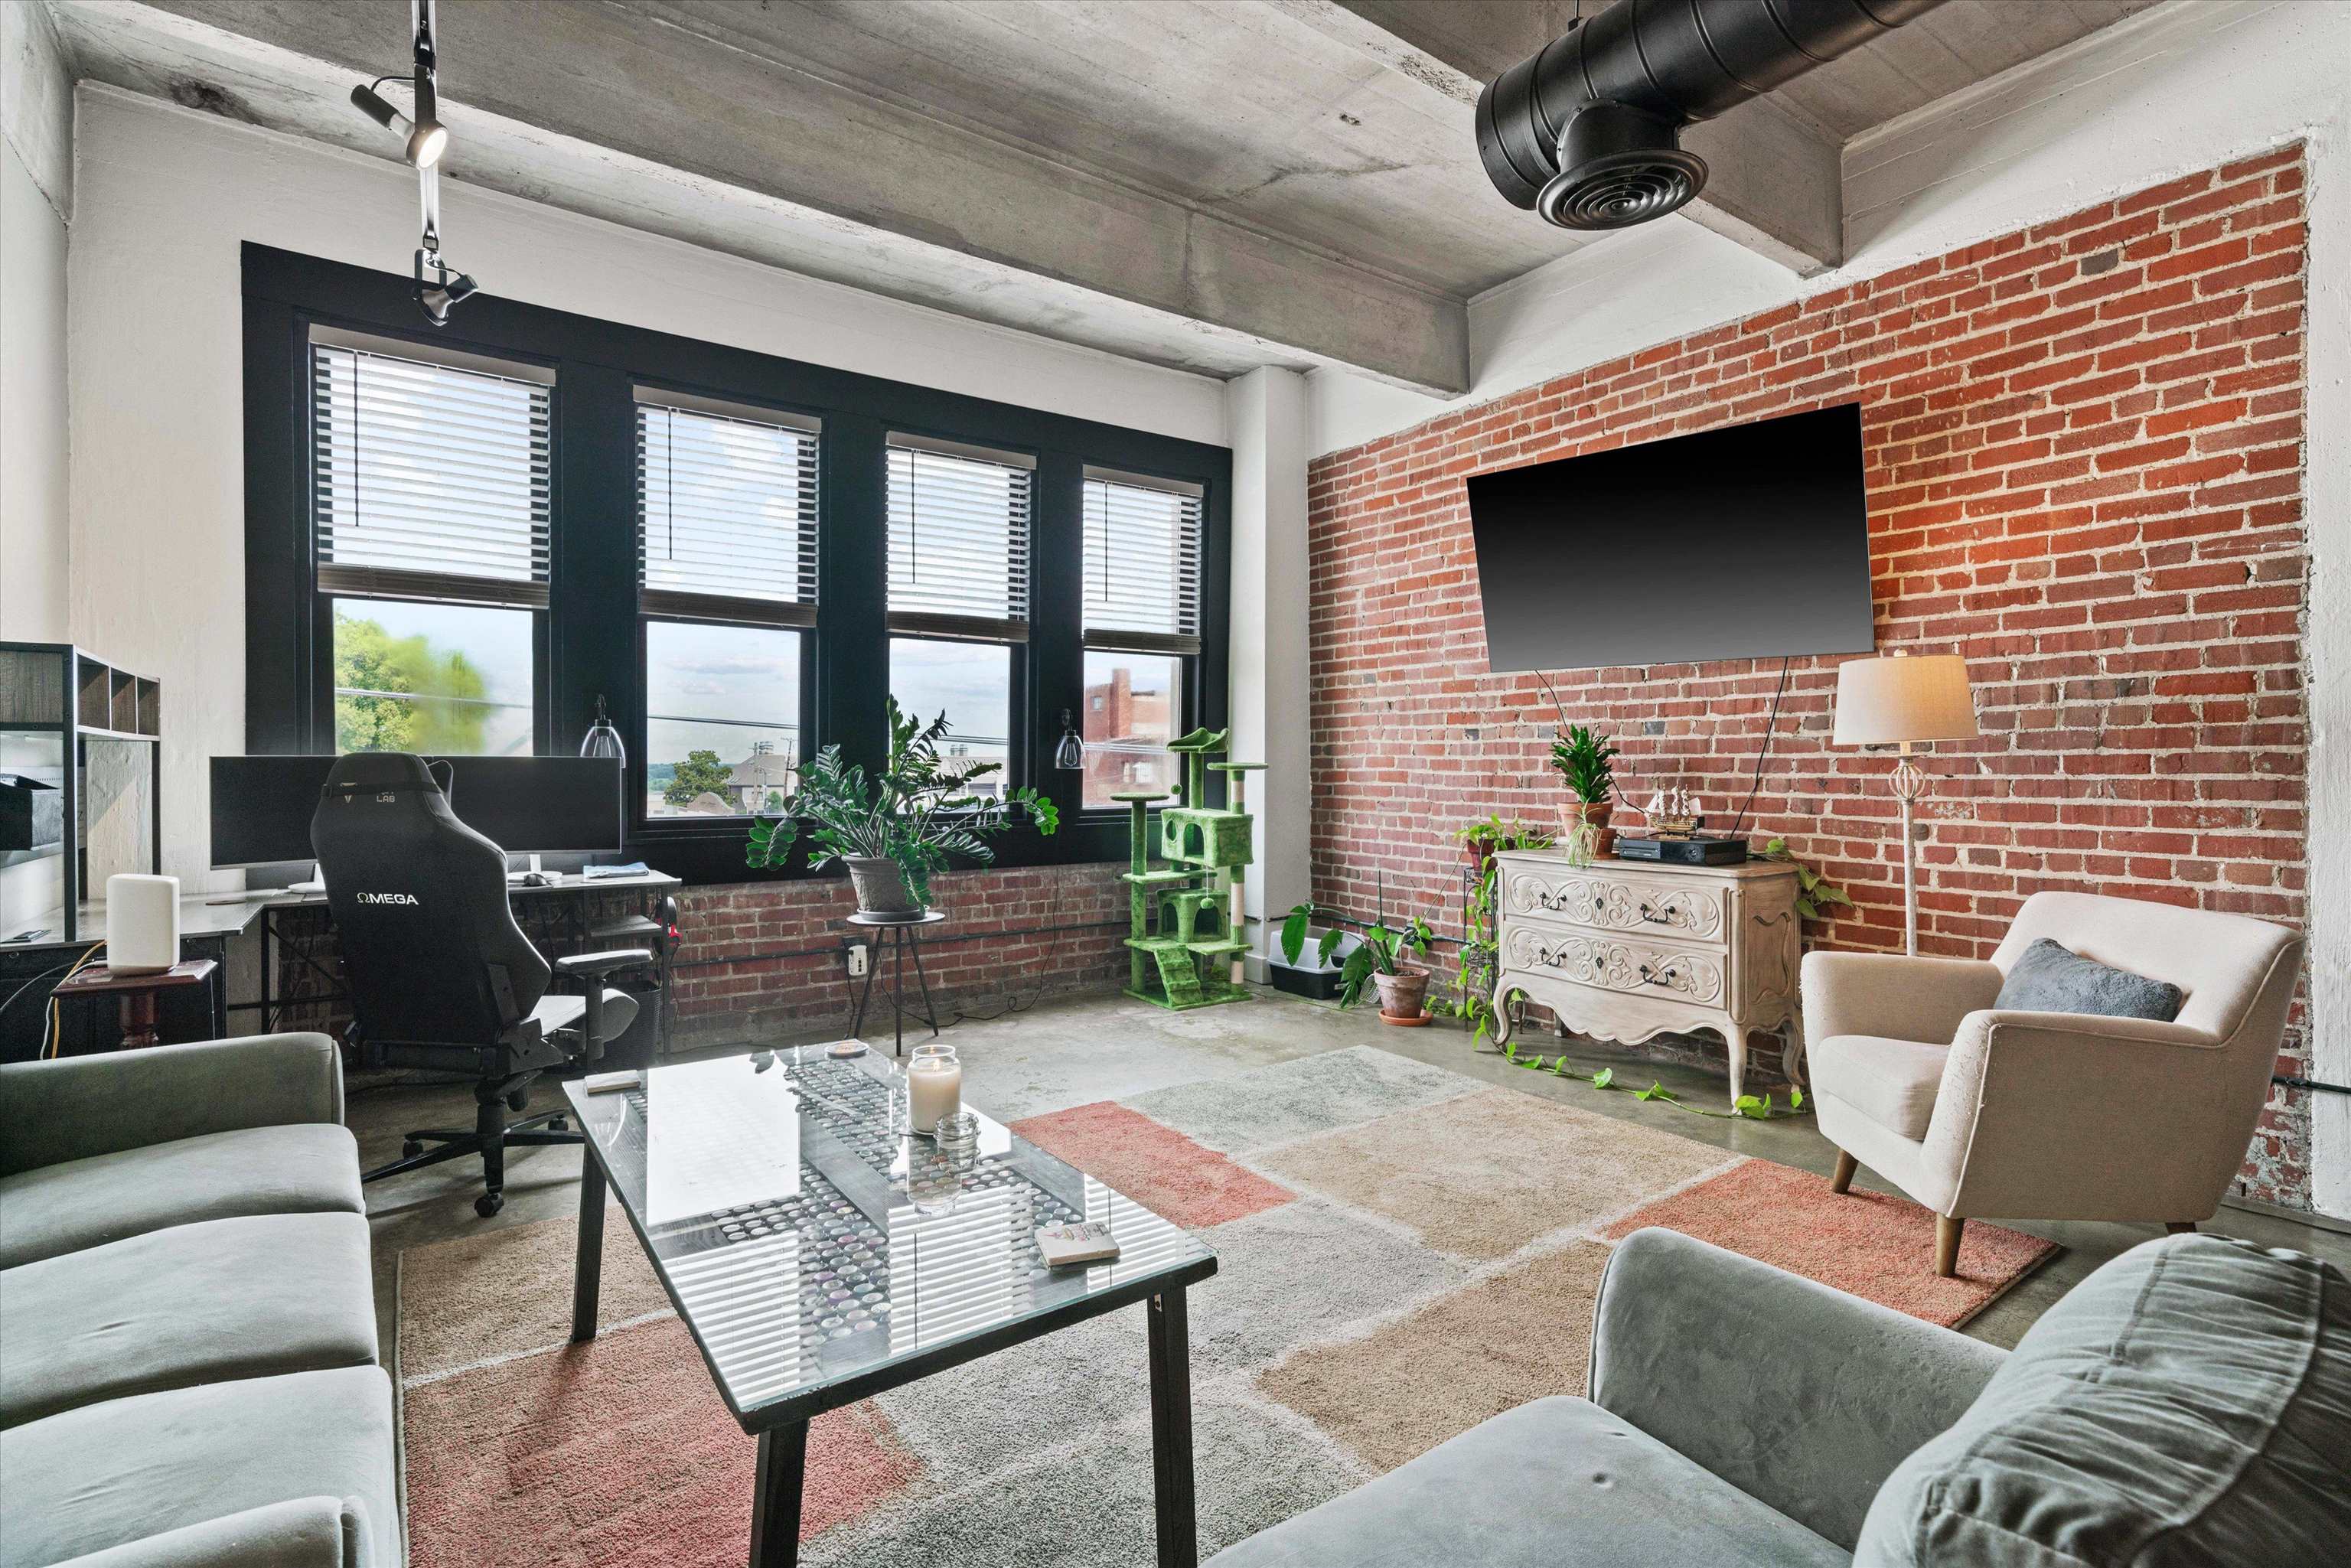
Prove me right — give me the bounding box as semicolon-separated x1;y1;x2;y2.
311;752;651;1217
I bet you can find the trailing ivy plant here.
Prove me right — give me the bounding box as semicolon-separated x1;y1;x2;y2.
1500;1040;1812;1121
1753;837;1854;924
745;696;1059;904
1448;817;1551;1045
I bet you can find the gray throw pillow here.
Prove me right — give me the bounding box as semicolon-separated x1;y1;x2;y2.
1856;1234;2351;1566
1993;936;2183;1022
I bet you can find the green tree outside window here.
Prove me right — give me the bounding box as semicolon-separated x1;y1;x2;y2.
334;610;491;755
663;748;735;807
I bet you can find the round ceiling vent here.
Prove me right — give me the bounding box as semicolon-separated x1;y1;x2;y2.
1534;101;1710;231
1537;148;1708;230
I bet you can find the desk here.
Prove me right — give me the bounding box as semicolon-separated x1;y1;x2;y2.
0;872;680;1060
227;871;683;1037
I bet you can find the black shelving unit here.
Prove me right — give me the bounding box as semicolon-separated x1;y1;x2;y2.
1;641;165;945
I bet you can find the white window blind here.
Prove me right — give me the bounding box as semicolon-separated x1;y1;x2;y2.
1083;467;1204;657
310;335;552;608
637;392;821;628
886;434;1033;642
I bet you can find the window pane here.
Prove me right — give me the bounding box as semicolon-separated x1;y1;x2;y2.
1083;477;1201;641
889;637;1010;800
645;621;802;818
886;443;1032;625
332;599;533;757
1081;651;1181;810
312;343;551;595
638;400;819;612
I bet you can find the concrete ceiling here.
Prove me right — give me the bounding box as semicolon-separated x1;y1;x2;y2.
47;0;2162;396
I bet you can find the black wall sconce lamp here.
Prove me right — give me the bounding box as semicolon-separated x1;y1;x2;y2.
1054;709;1084;770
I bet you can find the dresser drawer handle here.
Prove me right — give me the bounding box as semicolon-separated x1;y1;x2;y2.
1636;963;1679;988
1636;902;1674;926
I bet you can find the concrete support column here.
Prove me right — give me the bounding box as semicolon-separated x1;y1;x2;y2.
1226;366;1311;981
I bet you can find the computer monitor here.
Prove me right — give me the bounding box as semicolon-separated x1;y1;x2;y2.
210;755;625;868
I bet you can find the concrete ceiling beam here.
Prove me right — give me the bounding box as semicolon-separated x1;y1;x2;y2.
1297;0;1846;273
59;0;1471;394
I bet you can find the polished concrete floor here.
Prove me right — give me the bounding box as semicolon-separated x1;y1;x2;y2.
352;985;2351;1361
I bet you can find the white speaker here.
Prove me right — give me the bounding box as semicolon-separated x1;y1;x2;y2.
106;873;181;974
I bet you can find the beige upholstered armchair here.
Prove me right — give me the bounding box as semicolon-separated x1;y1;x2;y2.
1803;892;2303;1276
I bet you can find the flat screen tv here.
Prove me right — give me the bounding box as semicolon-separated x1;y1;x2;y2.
1464;403;1875;672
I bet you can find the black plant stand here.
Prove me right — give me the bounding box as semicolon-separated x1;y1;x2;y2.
846;910;946;1057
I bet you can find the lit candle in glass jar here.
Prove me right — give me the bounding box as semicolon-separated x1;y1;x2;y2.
907;1044;961;1133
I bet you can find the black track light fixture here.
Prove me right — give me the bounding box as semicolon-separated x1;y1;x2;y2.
349;80;447;170
347;0;475;327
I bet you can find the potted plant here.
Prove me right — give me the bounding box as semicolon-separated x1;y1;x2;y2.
1550;725;1621;856
1453;813;1550;878
1280;904;1434;1023
1452;817;1550;1042
745;696;1059;919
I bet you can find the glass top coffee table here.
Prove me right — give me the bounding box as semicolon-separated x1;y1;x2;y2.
565;1046;1218;1568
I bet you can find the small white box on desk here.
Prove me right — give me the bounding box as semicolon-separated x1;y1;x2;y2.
106;873;181;973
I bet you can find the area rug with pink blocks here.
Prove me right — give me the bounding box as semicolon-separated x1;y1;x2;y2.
396;1045;2057;1566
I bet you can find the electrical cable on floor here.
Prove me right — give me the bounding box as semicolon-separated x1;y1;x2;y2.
937;864;1072;1028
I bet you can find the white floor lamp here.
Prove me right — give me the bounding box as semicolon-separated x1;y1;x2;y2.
1831;651;1979;956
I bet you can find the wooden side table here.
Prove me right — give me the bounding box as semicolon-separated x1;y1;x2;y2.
53;960;220;1050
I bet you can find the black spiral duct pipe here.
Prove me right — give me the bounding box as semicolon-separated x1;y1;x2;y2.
1477;0;1951;230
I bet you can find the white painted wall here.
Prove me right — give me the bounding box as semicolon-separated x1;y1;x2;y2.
2;0;73;642
63;85;1228;895
1225;366;1311;977
1306;0;2351;1218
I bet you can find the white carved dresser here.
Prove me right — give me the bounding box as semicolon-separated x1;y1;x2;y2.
1488;849;1805;1102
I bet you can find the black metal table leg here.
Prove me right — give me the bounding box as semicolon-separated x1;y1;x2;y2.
572;1151;606;1342
748;1421;808;1568
890;928;907;1058
1147;1287;1198;1568
905;925;941;1039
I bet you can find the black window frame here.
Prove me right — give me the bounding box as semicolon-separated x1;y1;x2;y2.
240;243;1231;885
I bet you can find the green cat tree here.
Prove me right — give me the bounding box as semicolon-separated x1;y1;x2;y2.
1115;728;1261;1009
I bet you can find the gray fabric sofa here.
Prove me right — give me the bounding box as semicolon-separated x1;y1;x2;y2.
0;1034;399;1568
1211;1226;2349;1566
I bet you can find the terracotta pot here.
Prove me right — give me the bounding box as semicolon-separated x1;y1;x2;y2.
1463;839;1498;877
843;856;925;921
1371;967;1430;1021
1557;797;1618;859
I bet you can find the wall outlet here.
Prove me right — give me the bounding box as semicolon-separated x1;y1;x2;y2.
846;942;869;978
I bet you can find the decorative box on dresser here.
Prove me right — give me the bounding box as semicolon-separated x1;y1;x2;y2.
1488;849;1805;1103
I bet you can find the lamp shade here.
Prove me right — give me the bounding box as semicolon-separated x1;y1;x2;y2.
1832;654;1978;747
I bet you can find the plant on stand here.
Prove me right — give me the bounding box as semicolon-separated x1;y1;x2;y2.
745;696;1059;919
1550;725;1621;859
1280;904;1436;1022
1449;816;1550;1045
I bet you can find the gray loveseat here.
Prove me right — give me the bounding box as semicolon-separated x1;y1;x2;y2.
1212;1226;2349;1566
0;1034;399;1568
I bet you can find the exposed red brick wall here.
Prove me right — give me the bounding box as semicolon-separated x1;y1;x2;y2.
670;863;1130;1042
1306;147;2313;1206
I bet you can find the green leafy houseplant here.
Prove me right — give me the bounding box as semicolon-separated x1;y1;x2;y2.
1754;837;1854;923
1280;904;1434;1011
745;696;1059;907
1449;817;1551;1043
1548;725;1620;805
